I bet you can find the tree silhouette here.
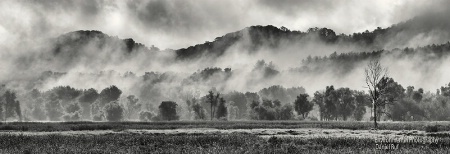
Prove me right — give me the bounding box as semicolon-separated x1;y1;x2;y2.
279;104;294;120
224;91;248;119
376;77;405;120
98;85;122;106
3;91;16;120
294;94;313;119
192;102;206;120
14;101;21;122
353;91;370;121
216;97;227;120
78;88;99;119
336;88;356;121
206;91;220;120
126;95;141;120
3;91;22;121
250;99;293;120
313;91;326;121
324;86;338;120
365;59;388;129
158;101;179;121
104;101;124;122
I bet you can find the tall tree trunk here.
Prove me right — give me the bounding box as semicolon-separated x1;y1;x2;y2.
373;101;378;129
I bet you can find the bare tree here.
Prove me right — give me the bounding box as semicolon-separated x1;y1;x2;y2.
365;59;387;129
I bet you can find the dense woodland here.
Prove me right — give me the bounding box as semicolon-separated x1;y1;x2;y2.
3;43;450;122
2;77;450;122
2;11;450;122
4;42;450;122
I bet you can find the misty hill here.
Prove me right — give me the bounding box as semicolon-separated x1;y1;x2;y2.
175;25;345;59
8;11;450;97
54;30;160;56
175;12;450;60
21;30;165;73
302;42;450;67
48;11;450;64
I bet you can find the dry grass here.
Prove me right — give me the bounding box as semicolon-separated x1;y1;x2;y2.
0;121;449;132
1;121;449;153
0;132;449;153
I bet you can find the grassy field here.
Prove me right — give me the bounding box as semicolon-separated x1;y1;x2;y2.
0;121;448;131
1;121;450;153
0;133;449;153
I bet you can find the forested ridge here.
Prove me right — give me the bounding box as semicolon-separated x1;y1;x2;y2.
3;41;450;122
2;12;450;122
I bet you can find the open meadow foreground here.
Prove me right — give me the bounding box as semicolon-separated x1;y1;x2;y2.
1;121;450;153
4;0;450;153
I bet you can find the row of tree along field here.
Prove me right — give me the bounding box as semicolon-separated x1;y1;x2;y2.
1;72;450;123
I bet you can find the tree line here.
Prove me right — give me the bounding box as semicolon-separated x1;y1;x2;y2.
2;61;450;122
0;84;305;122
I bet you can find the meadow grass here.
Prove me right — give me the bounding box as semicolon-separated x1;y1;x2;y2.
0;121;449;132
0;133;449;153
1;121;450;153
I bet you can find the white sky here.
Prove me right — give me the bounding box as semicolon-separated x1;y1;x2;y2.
0;0;445;49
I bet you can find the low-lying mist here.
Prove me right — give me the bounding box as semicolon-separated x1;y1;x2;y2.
2;5;450;122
